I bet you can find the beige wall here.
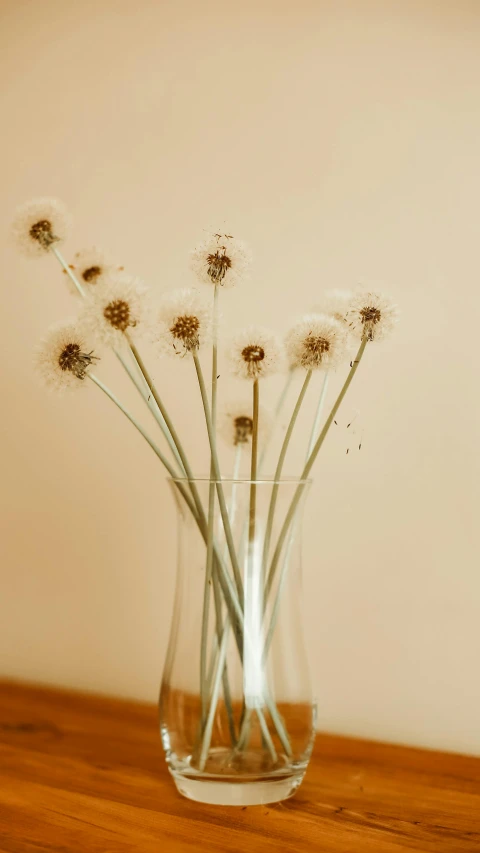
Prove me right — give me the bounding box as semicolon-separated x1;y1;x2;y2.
1;0;479;755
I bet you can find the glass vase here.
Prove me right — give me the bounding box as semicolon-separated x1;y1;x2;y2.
159;476;315;806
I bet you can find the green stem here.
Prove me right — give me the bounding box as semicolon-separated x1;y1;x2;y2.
51;247;86;297
257;708;278;762
206;442;244;690
118;346;243;642
88;373;179;479
258;369;294;474
262;370;312;576
89;373;242;649
201;285;220;724
198;618;230;772
243;380;262;712
263;516;298;660
191;359;290;756
210;567;237;745
249;380;259;548
192;352;244;602
200;481;215;724
265;339;368;601
117;345;185;474
125;336;207;524
306;371;329;461
50;246;184;473
205;617;278;764
262;372;330;656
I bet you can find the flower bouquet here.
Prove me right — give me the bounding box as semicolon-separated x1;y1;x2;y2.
12;198;398;805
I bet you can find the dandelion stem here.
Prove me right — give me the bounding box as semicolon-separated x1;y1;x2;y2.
275;369;294;419
200;484;214;728
198;618;230;772
230;444;243;529
88;376;242;652
206;442;244;692
203;441;244;747
50;246;86;298
266;338;368;601
192;352;244;602
49;246;184;472
118;344;185;474
306;371;329;461
88;373;182;485
249;380;259;544
201;285;220;725
263;515;299;661
125;336;206;518
262;370;312;576
261;372;331;655
257;708;278;762
258;369;294;474
123;342;185;472
210;571;237;745
261;374;330;657
205;614;279;765
244;380;263;710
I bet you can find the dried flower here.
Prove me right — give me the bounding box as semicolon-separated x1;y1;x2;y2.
286;314;348;371
67;247;116;294
345;290;399;342
228;326;284;381
219;399;273;447
35;321;99;393
153;288;212;356
313;289;353;325
12;198;70;258
191;232;251;288
80;274;148;346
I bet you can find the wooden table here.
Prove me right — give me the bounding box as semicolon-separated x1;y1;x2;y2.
0;681;479;852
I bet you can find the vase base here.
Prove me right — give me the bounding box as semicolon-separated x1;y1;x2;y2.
171;771;305;806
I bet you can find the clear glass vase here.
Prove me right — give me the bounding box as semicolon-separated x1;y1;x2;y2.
159;477;315;805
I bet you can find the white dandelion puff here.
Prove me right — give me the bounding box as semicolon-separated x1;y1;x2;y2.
190;231;251;288
219;398;273;448
12;197;70;259
228;326;284;381
345;290;399;342
153;288;212;357
80;273;149;347
35;321;99;394
312;289;354;325
66;247;117;294
286;313;348;371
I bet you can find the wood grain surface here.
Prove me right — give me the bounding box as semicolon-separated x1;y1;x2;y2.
0;680;479;852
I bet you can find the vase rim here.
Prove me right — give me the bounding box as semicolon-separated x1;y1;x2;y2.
168;475;313;485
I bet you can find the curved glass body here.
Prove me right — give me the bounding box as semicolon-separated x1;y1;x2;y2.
159;477;315;805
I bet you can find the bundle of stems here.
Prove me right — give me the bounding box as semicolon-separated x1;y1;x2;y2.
13;198;399;768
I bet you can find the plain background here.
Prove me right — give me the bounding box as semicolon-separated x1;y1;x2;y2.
1;0;479;756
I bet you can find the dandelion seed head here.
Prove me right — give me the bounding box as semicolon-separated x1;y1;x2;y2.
80;273;148;347
233;415;254;444
35;321;99;394
191;232;251;288
242;344;265;364
286;314;348;371
228;326;284;381
66;247;116;295
12;198;70;259
345;290;399;342
103;299;132;331
83;266;101;283
171;314;200;342
219;399;273;447
153;288;212;357
312;289;354;325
